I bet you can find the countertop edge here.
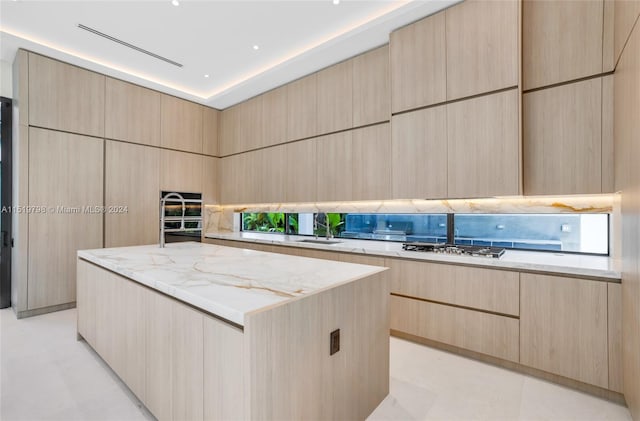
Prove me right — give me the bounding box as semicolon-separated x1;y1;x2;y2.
204;232;621;282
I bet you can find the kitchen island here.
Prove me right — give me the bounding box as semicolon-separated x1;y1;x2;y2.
76;242;389;421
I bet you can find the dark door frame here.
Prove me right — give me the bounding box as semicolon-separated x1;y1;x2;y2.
1;96;12;309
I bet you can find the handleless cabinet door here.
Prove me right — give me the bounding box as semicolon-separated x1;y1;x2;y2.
285;139;317;203
445;0;519;100
352;123;391;200
520;273;608;388
105;78;160;146
316;132;353;202
287;74;317;141
447;89;520;198
28;53;105;137
161;149;203;194
202;106;219;156
27;128;103;309
391;105;447;199
317;60;353;135
105;141;160;247
523;78;602;195
522;0;604;90
161;94;203;154
390;11;446;112
262;86;288;148
353;45;390;126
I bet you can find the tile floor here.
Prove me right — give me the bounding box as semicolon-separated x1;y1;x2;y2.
0;308;632;421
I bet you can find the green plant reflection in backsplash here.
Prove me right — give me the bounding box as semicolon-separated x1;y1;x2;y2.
242;212;286;233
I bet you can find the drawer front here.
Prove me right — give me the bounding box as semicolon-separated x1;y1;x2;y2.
386;259;519;316
390;295;519;362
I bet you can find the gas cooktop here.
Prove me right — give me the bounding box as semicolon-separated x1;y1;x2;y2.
402;242;506;258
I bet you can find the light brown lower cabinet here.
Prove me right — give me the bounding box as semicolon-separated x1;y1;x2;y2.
390;295;520;362
520;273;609;388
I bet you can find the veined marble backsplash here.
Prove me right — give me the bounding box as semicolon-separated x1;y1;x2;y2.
204;194;619;235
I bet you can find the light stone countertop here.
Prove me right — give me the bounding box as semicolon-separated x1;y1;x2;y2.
204;231;621;282
78;242;387;326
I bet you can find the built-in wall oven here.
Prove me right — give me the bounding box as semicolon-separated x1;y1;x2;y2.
160;191;202;244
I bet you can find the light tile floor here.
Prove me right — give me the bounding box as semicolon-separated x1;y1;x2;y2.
0;308;632;421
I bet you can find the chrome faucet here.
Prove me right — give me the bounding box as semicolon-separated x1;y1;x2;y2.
314;212;333;240
160;192;186;248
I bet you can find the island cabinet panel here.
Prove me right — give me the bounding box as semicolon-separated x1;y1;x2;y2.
447;89;520;198
285;139;317;203
390;11;446;113
523;78;603;195
287;74;317;141
27;128;103;310
92;262;147;402
203;315;246;420
352;123;391;200
522;0;603;90
244;272;389;420
105;141;160;248
145;292;173;421
520;273;609;388
316;131;353;202
202;106;219;157
105;78;161;146
390;295;520;362
28;53;105;137
445;0;519;100
160;94;203;154
160;149;203;194
386;259;520;316
352;45;390;126
391;105;447;199
261;85;288;148
76;261;97;347
317;60;353;135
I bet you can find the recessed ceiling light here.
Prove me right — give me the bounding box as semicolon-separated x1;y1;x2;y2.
333;0;340;5
171;0;179;6
253;45;259;50
204;74;209;78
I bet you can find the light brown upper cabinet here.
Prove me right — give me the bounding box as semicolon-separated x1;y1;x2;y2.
219;96;263;156
259;145;287;204
105;78;160;146
316;132;353;201
202;106;219;156
161;95;203;154
285;139;317;203
445;0;518;100
262;86;288;148
523;78;603;195
219;154;246;205
352;46;390;126
520;273;609;389
522;0;603;90
27;128;104;310
160;149;204;194
391;106;447;199
390;12;446;113
28;53;105;137
202;156;219;205
613;0;640;66
317;60;353;135
447;89;519;198
287;74;317;141
352;124;391;201
105;141;160;248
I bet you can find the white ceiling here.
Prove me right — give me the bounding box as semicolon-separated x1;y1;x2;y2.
0;0;458;109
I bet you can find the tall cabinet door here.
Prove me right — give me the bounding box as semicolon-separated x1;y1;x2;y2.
105;141;160;247
28;128;103;309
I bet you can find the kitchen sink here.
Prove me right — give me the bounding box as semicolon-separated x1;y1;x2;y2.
297;239;343;245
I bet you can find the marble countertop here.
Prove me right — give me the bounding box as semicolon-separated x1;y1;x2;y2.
78;242;387;326
205;232;621;281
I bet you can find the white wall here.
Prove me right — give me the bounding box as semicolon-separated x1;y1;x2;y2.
1;60;13;98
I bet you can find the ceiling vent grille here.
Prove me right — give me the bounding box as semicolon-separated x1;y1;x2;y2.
77;24;183;68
